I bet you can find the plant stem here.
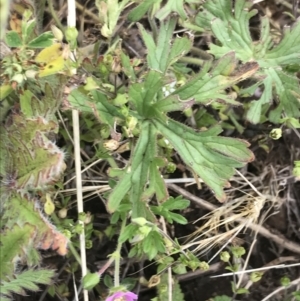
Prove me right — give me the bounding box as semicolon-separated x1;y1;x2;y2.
178;56;204;66
190;46;213;60
114;216;127;287
47;0;65;33
107;157;119;169
32;0;47;34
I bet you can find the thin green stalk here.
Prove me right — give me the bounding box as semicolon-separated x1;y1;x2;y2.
113;216;127;287
107;157;119;169
47;0;65;33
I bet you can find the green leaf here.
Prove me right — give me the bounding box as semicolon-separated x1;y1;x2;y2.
150;196;189;224
162;196;190;211
235;287;249;294
0;224;37;278
22;19;37;44
147;161;169;203
120;52;136;81
139;19;175;73
1;269;54;298
280;276;291;287
267;69;300;123
167;212;188;225
129;122;157;220
5;31;23;47
171;52;258;105
172;263;187;275
156;274;185;301
195;0;255;61
138;18;192;73
281;117;300;128
250;272;263;283
194;0;300;124
153;119;254;202
3;116;64;189
168;35;193;66
231;246;246;258
107;122;157;221
142;231;165;260
155;0;187;21
107;172;132;214
152;95;195;113
3;193;68;256
246;75;272;124
247;67;300;124
68;89;124;127
103;275;114;288
20;90;35;117
263;20;300;66
0;85;13;101
119;224;138;243
129;70;163;118
128;0;160;22
96;0;127;38
27;32;54;48
196;0;300;67
83;273;100;290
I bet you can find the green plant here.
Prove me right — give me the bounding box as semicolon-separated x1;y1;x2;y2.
0;12;69;300
194;0;300;125
1;1;300;300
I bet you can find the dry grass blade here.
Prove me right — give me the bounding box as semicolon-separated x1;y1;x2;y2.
182;192;266;256
168;183;300;255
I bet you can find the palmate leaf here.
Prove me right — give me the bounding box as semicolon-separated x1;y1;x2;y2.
3;117;65;190
1;269;54;300
1;82;67;190
195;0;300;123
2;193;68;256
195;0;256;61
153;119;254;202
108;53;256;212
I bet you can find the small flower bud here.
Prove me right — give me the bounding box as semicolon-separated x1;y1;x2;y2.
58;208;68;218
51;25;64;42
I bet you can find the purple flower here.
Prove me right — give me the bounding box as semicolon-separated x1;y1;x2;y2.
105;291;138;301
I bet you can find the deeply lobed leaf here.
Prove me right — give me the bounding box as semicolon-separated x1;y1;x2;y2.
153;120;254;202
2;193;68;256
1;269;54;299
